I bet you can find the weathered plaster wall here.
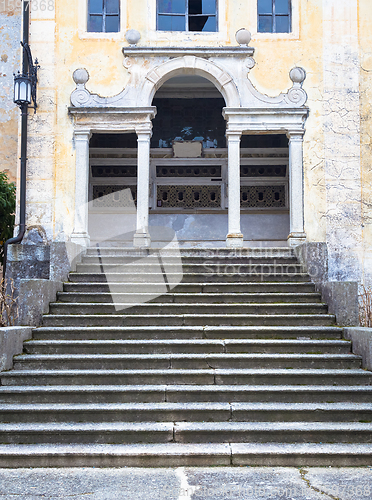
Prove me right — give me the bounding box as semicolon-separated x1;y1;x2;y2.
25;0;372;291
359;0;372;286
26;5;57;241
0;2;21;184
322;0;363;282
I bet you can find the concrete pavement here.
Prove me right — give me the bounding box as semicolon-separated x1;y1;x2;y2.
0;467;371;499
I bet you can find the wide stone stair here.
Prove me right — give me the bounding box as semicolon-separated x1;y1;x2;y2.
0;247;371;466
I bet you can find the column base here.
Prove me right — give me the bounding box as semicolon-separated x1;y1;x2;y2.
70;232;90;247
226;233;244;248
287;232;306;247
133;231;151;248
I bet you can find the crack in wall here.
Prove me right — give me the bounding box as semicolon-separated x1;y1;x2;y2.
299;468;341;500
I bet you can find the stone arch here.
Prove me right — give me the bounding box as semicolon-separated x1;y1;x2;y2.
138;55;241;107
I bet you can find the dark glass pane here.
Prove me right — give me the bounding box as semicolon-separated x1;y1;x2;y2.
189;15;210;31
158;0;185;14
275;0;289;15
258;15;272;32
189;0;215;14
158;14;185;30
89;0;103;14
105;15;120;32
151;98;226;149
88;15;103;32
257;0;273;15
189;0;202;14
275;15;290;32
106;0;119;14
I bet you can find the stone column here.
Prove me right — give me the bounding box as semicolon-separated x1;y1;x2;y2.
226;131;243;247
133;126;152;248
287;130;306;246
71;129;91;247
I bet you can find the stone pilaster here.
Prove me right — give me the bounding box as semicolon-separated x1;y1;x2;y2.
287;130;306;246
133;125;152;248
71;129;91;247
226;131;243;248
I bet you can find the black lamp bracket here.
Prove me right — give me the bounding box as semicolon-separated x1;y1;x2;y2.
20;41;40;113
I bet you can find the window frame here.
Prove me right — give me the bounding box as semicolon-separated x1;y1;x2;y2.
251;0;299;39
156;0;218;33
257;0;291;34
87;0;120;33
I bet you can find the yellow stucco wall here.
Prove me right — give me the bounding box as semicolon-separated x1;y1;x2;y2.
27;0;372;284
359;0;372;280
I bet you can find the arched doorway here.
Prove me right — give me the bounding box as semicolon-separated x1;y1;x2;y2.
147;75;289;247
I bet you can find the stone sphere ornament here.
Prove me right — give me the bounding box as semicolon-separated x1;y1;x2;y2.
289;67;306;85
235;28;251;46
125;29;141;46
72;68;89;85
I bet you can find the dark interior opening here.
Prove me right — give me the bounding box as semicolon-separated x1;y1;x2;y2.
240;134;289;148
90;133;138;148
151;97;226;148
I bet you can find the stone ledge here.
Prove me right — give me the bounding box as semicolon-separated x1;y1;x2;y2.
344;328;372;371
0;327;33;372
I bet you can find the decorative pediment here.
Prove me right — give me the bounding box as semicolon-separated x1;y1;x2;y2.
70;45;307;111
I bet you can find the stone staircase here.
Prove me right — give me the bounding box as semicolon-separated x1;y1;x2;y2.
0;247;371;466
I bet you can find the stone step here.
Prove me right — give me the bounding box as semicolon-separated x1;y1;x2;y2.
75;263;306;275
48;302;329;316
0;403;371;425
2;369;370;386
56;292;322;304
63;282;317;293
23;339;351;356
86;247;296;258
41;314;336;327
82;255;299;265
32;325;343;340
13;353;361;371
1;421;372;447
68;272;311;283
1;384;371;404
174;422;372;444
0;442;370;467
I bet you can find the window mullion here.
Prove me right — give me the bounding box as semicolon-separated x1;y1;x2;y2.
103;0;106;33
186;0;189;31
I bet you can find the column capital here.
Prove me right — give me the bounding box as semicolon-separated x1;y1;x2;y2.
226;130;242;142
73;128;92;140
287;129;305;141
135;123;152;138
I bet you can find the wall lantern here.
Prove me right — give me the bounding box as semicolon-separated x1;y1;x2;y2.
13;41;39;112
13;73;32;106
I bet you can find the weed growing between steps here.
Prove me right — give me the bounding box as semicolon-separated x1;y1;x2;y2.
359;285;372;327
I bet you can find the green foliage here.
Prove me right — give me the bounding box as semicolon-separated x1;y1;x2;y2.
0;172;16;265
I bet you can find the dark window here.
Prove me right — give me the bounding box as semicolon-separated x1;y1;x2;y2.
157;0;217;32
151;98;225;148
88;0;120;32
257;0;291;33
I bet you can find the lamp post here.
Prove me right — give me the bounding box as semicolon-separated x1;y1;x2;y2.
2;1;39;280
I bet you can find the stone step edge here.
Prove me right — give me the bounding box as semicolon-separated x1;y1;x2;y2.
49;302;328;307
2;368;369;377
0;384;370;393
33;325;342;331
42;314;336;319
14;353;359;361
0;403;371;412
24;339;350;345
0;443;371;468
